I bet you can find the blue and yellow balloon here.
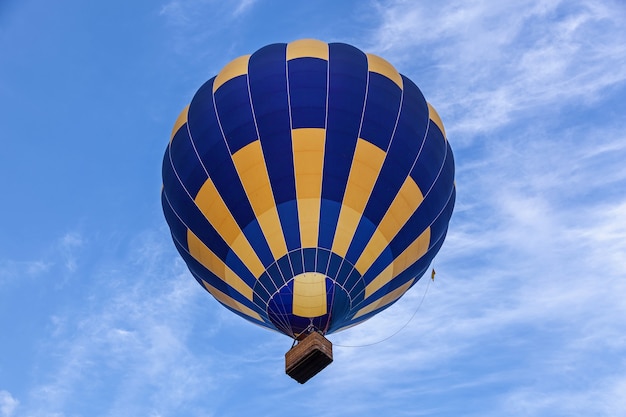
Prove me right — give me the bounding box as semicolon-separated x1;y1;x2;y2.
162;39;455;340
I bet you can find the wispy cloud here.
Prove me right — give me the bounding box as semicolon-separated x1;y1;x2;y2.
286;2;626;415
0;231;85;287
0;391;18;417
0;259;51;285
6;2;625;416
159;0;258;21
59;232;84;273
158;0;261;62
18;229;226;417
233;0;258;16
368;0;626;138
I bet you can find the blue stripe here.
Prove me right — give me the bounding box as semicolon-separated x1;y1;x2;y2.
162;193;252;290
248;43;294;204
161;175;259;289
277;255;294;282
344;74;429;263
161;191;188;252
187;76;275;268
356;246;394;291
316;248;331;273
213;76;257;154
326;286;352;333
317;199;341;249
187;77;252;222
323;44;368;190
267;280;300;335
357;182;454;293
344;214;377;266
428;185;456;246
289;250;304;275
253;273;273;304
355;121;453;286
360;72;402;150
276;201;301;251
188;80;252;224
162;152;231;261
248;43;302;251
402;154;455;245
326;252;343;279
411;119;448;195
303;247;316;272
288;57;328;129
267;261;286;289
362;76;429;225
352;232;447;320
318;43;368;248
263;266;281;295
175;239;264;316
335;260;354;287
397;75;430;144
165;116;273;280
385;185;455;286
343;268;363;296
184;77;218;149
167;125;206;197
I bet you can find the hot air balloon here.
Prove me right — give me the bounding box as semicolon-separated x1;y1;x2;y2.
161;39;455;383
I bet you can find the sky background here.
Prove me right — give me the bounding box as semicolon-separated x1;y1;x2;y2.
1;0;626;416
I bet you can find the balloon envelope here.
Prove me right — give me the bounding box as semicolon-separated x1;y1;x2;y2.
162;39;455;338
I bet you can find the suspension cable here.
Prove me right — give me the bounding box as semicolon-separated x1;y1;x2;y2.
333;276;433;348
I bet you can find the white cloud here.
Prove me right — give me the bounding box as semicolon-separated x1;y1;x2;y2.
18;229;225;417
318;7;626;407
159;0;257;21
7;2;625;416
368;0;626;138
233;0;258;16
159;0;190;26
0;391;18;417
59;232;84;273
0;231;86;286
500;374;626;416
0;260;52;285
158;0;261;60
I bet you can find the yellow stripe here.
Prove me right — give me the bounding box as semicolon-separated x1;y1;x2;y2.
194;177;265;278
391;227;430;274
427;102;446;139
367;53;403;89
292;272;328;317
332;139;386;257
364;227;430;298
170;105;189;142
287;39;329;61
332;205;362;258
364;263;393;299
354;228;389;275
293;128;325;248
187;230;254;300
353;279;414;319
232;141;288;260
213;55;251;93
378;177;424;241
201;280;263;321
354;176;424;274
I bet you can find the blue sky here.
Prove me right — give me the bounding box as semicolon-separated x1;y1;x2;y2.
1;0;625;415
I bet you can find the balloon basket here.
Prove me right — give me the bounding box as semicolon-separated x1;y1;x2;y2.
285;332;333;384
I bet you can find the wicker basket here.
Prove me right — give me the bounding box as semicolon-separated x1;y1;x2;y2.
285;332;333;384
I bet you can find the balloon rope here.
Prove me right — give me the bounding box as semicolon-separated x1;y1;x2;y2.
333;277;432;348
